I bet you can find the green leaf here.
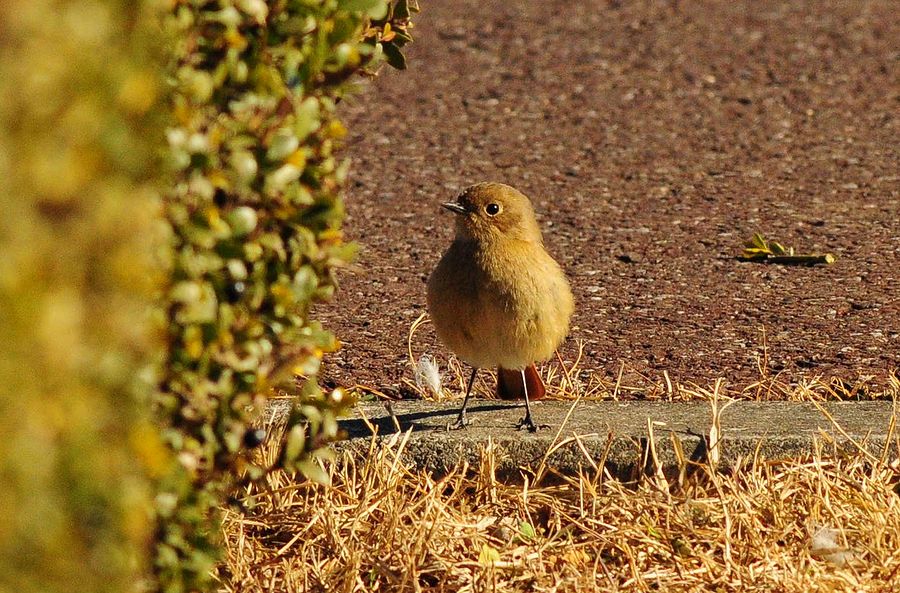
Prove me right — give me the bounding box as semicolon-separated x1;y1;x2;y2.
266;128;300;161
226;206;258;236
518;521;536;541
293;97;321;141
381;41;407;70
311;447;337;462
284;424;306;463
748;233;767;250
393;0;411;19
769;241;788;255
297;459;330;485
391;30;413;45
338;0;389;19
478;543;501;566
292;265;319;302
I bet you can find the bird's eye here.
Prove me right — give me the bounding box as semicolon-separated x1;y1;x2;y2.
485;203;501;216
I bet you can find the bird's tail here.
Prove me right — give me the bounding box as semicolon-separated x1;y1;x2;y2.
496;364;546;400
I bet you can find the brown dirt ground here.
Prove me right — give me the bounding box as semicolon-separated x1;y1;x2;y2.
316;0;899;398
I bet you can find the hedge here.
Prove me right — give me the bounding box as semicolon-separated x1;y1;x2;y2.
154;0;416;590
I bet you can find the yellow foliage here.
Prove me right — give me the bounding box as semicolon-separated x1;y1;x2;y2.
0;1;163;591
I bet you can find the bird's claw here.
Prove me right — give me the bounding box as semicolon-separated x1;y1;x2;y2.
515;416;547;432
446;415;471;431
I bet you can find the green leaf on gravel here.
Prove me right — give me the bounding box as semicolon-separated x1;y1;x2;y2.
738;233;835;266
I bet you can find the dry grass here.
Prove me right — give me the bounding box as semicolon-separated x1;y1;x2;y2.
218;419;900;592
216;317;899;591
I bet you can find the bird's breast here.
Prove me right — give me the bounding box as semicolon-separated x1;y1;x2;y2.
427;238;573;369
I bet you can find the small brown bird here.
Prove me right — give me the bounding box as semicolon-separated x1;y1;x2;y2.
427;182;574;431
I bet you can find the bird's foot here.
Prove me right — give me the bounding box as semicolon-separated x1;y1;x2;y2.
515;415;547;433
446;414;471;431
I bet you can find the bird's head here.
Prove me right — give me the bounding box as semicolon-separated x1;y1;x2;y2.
442;182;543;244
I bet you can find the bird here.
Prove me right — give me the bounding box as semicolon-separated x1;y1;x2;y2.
426;182;574;431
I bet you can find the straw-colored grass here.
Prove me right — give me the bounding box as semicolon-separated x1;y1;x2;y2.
216;317;898;590
218;421;900;592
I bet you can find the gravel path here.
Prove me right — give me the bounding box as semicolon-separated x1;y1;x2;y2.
317;0;899;396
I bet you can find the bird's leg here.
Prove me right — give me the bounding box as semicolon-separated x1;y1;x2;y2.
447;367;478;430
515;368;542;432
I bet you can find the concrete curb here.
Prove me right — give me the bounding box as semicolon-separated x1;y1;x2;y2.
267;399;898;476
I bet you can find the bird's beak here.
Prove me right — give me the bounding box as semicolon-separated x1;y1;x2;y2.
442;202;468;215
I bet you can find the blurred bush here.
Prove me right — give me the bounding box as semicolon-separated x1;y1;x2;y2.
0;0;416;588
0;1;164;592
154;0;417;590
